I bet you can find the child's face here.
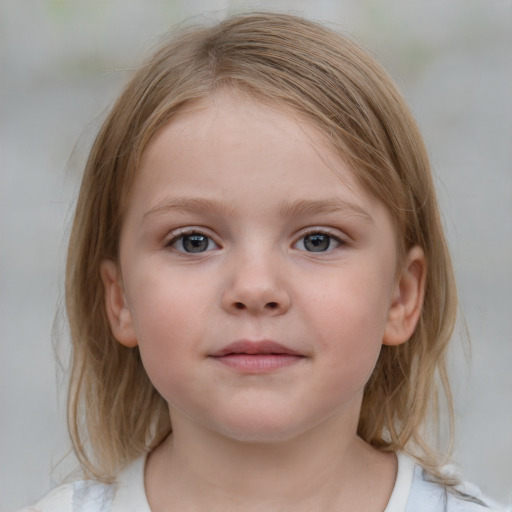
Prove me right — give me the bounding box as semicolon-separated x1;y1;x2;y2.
102;94;422;444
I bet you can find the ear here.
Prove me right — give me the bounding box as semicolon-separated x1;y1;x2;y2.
383;246;426;346
100;259;138;348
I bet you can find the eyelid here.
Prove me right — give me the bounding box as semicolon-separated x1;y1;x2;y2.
292;227;348;252
295;227;347;242
165;227;221;252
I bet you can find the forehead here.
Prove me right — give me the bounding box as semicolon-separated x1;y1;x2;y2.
139;94;359;192
128;94;388;227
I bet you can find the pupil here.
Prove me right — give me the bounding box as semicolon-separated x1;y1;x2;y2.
304;234;330;252
183;234;208;253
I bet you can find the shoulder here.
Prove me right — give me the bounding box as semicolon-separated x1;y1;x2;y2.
388;453;504;512
17;483;73;511
17;455;149;512
17;482;74;512
17;480;113;512
406;464;505;512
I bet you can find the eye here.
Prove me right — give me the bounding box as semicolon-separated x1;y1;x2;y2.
168;231;220;253
295;232;342;253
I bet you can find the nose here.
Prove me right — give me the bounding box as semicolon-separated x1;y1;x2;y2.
221;253;291;316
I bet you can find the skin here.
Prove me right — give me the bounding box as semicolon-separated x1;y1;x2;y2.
101;94;426;511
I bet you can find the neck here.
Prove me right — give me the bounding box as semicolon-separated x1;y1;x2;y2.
145;410;397;512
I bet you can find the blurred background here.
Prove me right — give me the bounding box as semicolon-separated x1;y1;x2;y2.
1;1;511;510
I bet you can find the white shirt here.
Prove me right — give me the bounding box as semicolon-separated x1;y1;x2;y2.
20;452;503;512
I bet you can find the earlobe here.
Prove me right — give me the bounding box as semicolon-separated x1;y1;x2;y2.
100;259;138;348
383;246;426;346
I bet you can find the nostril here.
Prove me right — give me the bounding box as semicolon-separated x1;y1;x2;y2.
234;302;245;310
266;302;278;309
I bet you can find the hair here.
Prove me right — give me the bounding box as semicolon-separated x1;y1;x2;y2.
66;12;458;483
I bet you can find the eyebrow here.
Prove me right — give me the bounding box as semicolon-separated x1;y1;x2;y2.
143;196;373;223
144;197;234;220
279;198;373;223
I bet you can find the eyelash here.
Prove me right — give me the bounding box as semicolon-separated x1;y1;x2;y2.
165;228;220;254
165;227;347;255
293;229;346;253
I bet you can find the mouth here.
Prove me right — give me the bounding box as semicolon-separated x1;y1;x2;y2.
209;340;305;373
211;340;301;357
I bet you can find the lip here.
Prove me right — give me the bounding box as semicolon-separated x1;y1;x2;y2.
211;340;301;357
209;340;305;373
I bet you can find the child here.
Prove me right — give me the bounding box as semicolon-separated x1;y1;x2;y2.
21;12;502;512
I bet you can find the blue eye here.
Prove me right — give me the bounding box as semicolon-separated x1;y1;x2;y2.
296;232;341;252
169;232;219;253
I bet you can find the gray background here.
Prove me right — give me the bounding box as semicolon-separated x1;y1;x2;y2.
1;1;511;510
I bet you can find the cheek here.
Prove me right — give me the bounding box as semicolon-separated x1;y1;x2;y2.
127;263;213;335
134;313;204;410
311;270;392;341
125;274;211;395
304;268;393;383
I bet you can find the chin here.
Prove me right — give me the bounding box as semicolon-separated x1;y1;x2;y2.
209;413;315;445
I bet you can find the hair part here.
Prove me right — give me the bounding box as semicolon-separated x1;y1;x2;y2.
66;12;457;483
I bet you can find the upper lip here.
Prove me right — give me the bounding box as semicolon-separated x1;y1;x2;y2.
210;340;301;357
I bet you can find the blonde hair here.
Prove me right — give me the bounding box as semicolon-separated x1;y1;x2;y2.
66;12;457;482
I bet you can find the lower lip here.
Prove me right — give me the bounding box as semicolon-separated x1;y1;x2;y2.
211;354;303;372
